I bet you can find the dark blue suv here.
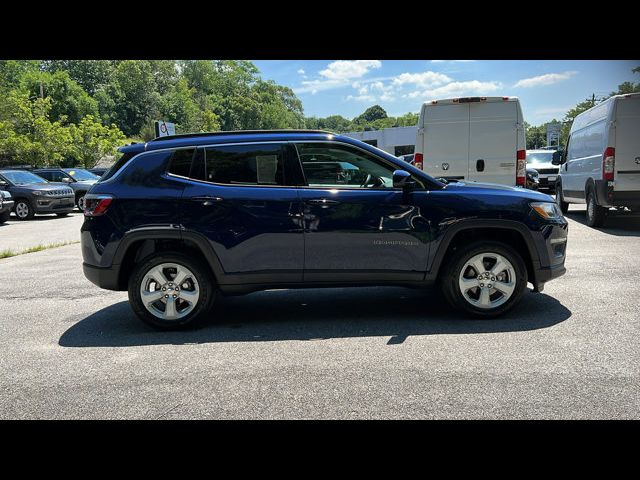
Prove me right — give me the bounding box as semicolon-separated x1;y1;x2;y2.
81;130;568;329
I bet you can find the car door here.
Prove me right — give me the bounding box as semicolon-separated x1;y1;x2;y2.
179;142;305;284
293;141;430;283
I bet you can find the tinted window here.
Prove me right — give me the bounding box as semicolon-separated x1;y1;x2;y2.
203;144;286;185
394;145;414;156
168;148;195;177
1;171;48;185
296;142;422;189
37;171;53;181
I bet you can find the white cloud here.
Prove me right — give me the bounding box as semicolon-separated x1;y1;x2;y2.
405;80;502;99
514;71;577;88
297;68;305;75
431;60;475;64
346;94;376;102
392;71;452;88
319;60;382;80
294;60;382;95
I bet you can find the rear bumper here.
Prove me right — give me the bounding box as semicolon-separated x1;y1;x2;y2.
83;263;121;291
595;181;640;208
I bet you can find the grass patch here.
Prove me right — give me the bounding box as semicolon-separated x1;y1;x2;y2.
0;240;80;259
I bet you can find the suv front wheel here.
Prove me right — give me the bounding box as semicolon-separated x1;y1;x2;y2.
14;199;35;220
440;241;527;317
128;252;217;330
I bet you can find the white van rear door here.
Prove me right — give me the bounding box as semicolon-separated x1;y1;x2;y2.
468;101;518;185
614;95;640;192
422;103;470;180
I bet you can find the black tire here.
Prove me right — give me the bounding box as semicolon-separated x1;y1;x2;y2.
555;182;569;214
586;187;606;227
128;251;217;330
439;241;528;318
76;193;86;211
56;213;69;217
13;199;35;220
0;210;9;224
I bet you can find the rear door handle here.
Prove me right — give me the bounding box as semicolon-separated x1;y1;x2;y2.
307;198;340;206
188;195;224;205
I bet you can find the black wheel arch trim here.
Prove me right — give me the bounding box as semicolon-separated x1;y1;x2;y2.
109;225;226;286
426;219;542;280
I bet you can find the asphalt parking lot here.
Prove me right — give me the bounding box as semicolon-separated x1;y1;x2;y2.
0;211;84;252
1;206;639;419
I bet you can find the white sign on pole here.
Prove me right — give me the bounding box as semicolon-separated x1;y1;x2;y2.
154;120;176;138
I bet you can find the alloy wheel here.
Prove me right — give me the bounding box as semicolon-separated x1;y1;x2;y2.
139;263;200;321
458;252;517;309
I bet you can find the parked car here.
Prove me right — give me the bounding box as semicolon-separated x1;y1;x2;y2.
556;93;640;227
414;96;527;186
32;167;99;210
0;189;14;224
89;167;109;177
81;130;567;330
526;168;540;190
526;150;559;192
0;170;75;220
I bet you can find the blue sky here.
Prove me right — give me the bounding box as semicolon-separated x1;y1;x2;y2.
252;60;639;125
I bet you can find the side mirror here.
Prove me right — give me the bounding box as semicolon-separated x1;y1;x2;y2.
62;177;73;183
393;169;416;190
551;151;561;165
0;180;7;187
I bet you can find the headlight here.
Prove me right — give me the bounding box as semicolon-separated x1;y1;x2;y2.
530;201;562;220
32;190;45;196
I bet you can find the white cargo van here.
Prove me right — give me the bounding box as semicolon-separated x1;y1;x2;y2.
556;93;640;227
414;96;527;186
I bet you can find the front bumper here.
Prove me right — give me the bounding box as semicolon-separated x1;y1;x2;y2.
32;196;75;213
538;173;559;190
1;200;14;214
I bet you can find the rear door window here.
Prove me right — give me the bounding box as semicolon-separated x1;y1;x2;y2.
168;148;195;177
203;143;287;186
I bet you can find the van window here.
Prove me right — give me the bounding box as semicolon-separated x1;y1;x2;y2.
203;143;286;186
568;120;605;160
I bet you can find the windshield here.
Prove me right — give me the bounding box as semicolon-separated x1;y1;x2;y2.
0;171;48;185
526;152;554;164
64;168;99;181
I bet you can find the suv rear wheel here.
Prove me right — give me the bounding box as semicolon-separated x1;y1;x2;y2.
14;199;34;220
440;241;527;317
128;252;217;330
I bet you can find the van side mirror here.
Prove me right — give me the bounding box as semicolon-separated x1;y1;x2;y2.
552;150;562;165
0;180;7;187
393;170;416;190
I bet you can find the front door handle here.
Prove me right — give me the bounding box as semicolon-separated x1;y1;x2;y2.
188;195;224;206
307;198;339;206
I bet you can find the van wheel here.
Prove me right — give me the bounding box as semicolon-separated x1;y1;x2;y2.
555;182;569;214
440;241;527;318
128;252;217;330
586;188;606;227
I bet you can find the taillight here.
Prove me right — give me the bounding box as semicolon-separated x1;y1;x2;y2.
603;147;615;181
516;149;526;187
83;194;113;217
414;152;424;170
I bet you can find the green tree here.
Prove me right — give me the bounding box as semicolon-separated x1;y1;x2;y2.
20;70;99;124
353;105;388;123
41;60;117;95
67;115;126;168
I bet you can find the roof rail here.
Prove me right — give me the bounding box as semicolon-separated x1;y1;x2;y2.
147;129;337;143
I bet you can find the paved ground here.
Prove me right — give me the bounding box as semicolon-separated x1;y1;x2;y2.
0;211;84;251
0;205;639;419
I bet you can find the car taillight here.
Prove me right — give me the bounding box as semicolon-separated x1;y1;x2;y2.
414;152;424;170
83;194;113;217
516;149;526;187
603;147;615;181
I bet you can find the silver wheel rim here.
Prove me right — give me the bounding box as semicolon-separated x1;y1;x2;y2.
588;195;594;220
139;263;200;321
556;186;562;205
78;196;85;210
458;252;517;309
15;202;29;218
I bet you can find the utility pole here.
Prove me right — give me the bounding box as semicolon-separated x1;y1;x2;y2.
591;93;595;107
